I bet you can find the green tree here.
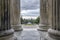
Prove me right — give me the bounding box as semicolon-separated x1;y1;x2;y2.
35;17;40;24
21;17;24;24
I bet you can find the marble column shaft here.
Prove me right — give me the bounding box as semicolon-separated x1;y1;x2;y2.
38;0;49;31
48;0;60;40
0;0;14;40
10;0;22;31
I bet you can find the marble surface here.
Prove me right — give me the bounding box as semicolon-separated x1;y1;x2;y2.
14;25;47;40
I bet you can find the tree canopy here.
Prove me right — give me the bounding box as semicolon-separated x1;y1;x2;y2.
21;16;40;24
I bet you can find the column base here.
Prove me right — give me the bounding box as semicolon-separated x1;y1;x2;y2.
0;29;14;40
37;28;47;31
12;25;23;31
46;28;60;40
45;33;56;40
37;24;49;31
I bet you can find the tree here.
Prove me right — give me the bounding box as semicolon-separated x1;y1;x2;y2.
21;17;24;24
35;17;40;24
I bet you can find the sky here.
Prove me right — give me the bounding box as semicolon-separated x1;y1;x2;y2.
20;0;40;19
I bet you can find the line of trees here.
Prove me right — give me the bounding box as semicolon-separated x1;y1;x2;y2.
21;17;40;24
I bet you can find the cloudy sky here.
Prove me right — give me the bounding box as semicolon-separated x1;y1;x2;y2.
20;0;40;19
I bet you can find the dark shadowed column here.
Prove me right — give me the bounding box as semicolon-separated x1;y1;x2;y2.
0;0;14;40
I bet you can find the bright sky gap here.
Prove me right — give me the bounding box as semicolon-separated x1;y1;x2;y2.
20;0;40;19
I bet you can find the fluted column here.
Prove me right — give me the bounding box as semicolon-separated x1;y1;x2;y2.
0;0;14;40
38;0;49;31
47;0;60;40
11;0;22;31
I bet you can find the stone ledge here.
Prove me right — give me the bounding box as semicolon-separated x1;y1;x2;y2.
37;28;47;32
45;34;56;40
0;34;14;40
0;29;14;37
38;24;50;31
11;25;23;31
39;24;50;28
48;28;60;39
15;28;23;31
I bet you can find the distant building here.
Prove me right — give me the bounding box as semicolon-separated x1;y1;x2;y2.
27;22;32;24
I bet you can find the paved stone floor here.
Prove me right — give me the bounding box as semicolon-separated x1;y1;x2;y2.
14;25;47;40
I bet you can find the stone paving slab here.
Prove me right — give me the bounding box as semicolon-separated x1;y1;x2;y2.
14;25;47;40
14;29;47;40
15;29;40;40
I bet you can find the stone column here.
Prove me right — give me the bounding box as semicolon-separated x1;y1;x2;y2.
38;0;49;31
47;0;60;40
11;0;22;31
0;0;14;40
